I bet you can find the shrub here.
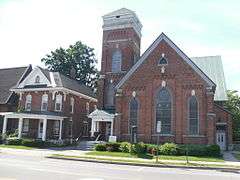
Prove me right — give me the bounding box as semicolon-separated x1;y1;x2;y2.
106;142;121;152
206;145;221;157
119;142;131;153
177;144;221;157
21;139;45;147
159;143;178;155
146;144;159;155
95;144;106;151
134;142;147;154
6;138;22;145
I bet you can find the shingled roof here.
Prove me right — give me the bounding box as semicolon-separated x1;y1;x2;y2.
0;65;32;104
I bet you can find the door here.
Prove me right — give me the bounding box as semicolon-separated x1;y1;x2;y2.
216;132;226;150
82;121;89;137
131;126;137;143
38;120;43;139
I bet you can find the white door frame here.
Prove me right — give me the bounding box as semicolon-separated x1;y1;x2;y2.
38;119;43;139
216;132;226;150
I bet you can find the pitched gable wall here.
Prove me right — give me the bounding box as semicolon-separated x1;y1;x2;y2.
115;40;214;144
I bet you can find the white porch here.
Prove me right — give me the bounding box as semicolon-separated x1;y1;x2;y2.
88;109;115;139
0;112;65;141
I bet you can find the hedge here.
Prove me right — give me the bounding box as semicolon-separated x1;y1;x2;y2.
94;142;221;157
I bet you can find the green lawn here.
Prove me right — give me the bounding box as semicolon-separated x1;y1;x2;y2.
86;151;224;162
234;152;240;160
0;144;35;150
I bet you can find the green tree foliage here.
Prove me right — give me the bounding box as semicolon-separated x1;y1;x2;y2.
41;41;99;90
225;90;240;141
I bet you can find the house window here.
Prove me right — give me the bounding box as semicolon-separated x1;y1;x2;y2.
129;98;139;143
35;75;40;83
25;94;32;111
112;50;122;73
55;94;62;111
156;87;172;134
86;102;90;115
23;119;29;132
41;94;48;111
70;97;74;114
53;121;60;135
68;118;73;137
189;96;199;135
106;82;114;107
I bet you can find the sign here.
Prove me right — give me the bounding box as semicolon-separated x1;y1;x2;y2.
109;136;117;142
157;121;162;133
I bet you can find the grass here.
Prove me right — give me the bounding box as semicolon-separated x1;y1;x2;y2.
49;154;240;170
234;152;240;160
0;144;35;150
86;151;223;162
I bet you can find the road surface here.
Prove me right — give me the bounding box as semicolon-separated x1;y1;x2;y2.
0;153;240;180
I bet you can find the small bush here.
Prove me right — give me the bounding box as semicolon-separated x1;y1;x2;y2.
119;142;131;153
135;142;147;154
146;144;159;155
206;145;221;157
21;139;45;147
159;143;178;155
106;142;121;152
6;138;22;145
95;144;106;151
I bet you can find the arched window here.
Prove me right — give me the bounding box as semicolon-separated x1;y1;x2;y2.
112;50;122;73
25;94;32;111
189;96;199;135
156;88;171;134
41;94;48;111
35;75;40;83
106;82;114;107
129;98;139;143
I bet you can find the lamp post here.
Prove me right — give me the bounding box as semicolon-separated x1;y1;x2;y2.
156;121;161;163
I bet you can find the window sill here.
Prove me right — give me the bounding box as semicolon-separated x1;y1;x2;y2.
152;134;175;137
182;135;206;138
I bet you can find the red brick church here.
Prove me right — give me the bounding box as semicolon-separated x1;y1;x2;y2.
89;8;233;150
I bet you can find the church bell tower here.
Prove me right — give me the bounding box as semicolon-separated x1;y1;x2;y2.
98;8;142;110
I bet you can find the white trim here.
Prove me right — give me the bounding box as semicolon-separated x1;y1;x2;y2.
11;87;97;102
2;112;66;121
115;33;215;89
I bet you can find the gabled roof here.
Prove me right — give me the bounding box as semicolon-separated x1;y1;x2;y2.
115;33;216;89
88;109;115;121
191;56;227;101
12;67;96;100
0;65;32;104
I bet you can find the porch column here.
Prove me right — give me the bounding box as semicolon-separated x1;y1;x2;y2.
42;118;47;141
91;120;96;137
59;120;63;140
18;118;23;139
2;116;8;136
110;120;114;136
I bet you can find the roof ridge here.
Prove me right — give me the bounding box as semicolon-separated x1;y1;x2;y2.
0;66;29;70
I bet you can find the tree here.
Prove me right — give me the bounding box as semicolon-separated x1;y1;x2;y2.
225;90;240;142
41;41;99;90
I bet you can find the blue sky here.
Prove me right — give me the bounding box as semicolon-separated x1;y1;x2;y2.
0;0;239;92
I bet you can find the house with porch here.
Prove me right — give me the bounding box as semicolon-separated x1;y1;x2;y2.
0;66;97;142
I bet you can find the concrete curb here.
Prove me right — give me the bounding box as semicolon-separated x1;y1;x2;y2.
47;156;240;172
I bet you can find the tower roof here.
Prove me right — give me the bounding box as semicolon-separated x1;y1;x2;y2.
102;8;142;37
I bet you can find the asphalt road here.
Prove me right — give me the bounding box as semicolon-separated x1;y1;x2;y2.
0;153;240;180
